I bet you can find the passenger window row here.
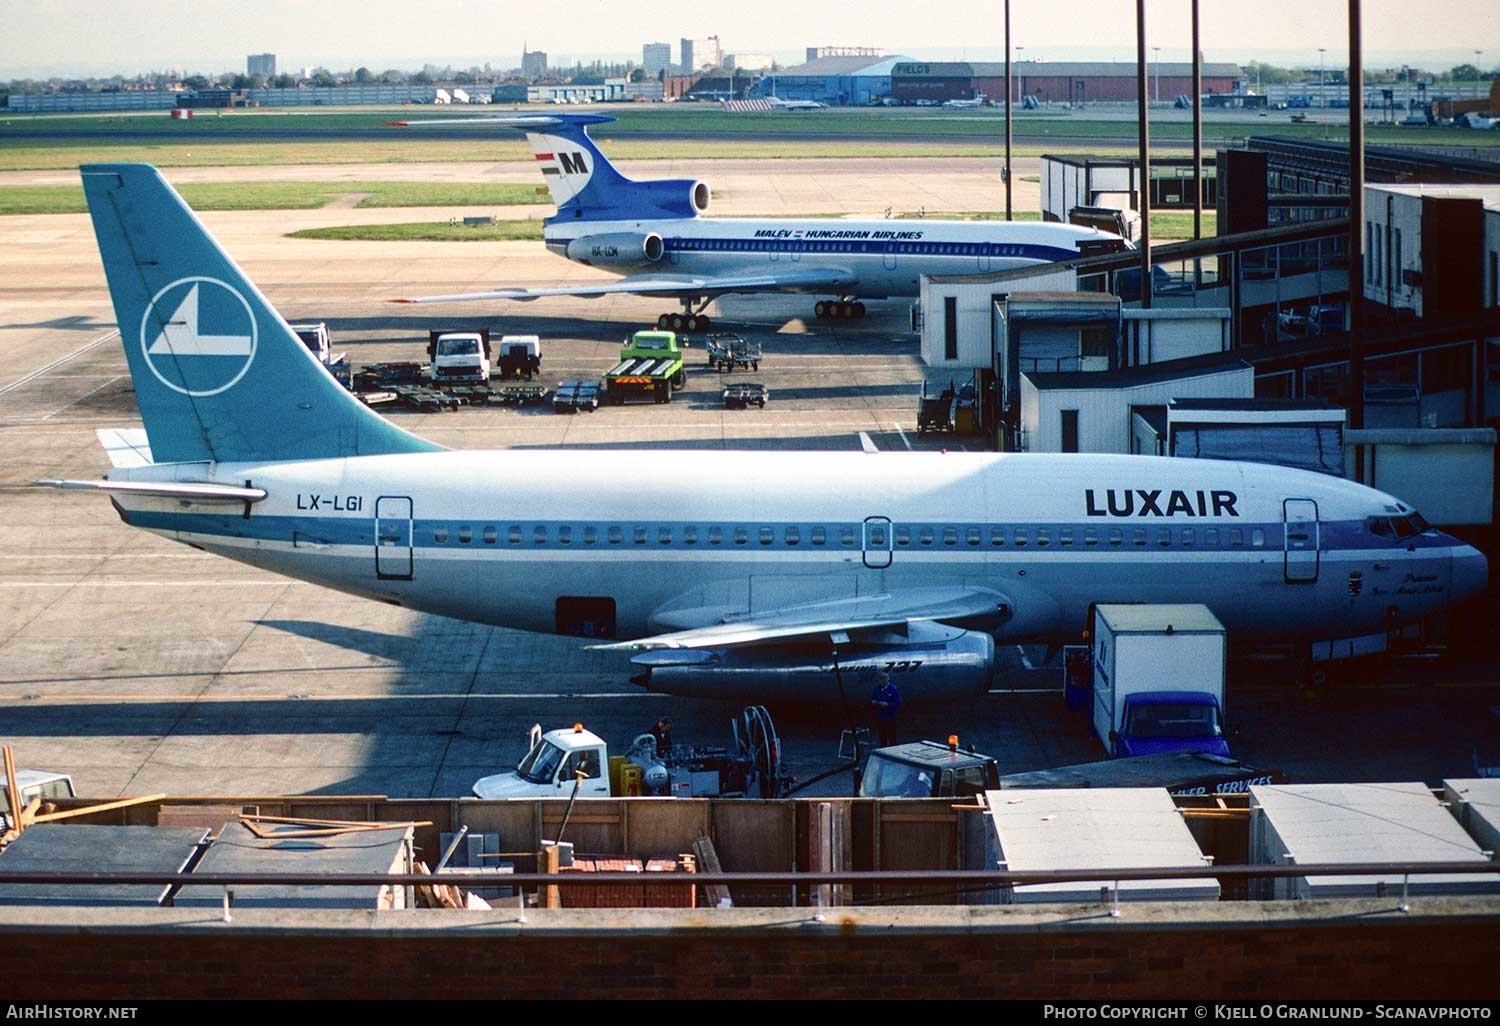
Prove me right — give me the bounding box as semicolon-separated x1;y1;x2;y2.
425;522;1275;550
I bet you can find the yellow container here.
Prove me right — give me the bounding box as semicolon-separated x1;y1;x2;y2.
617;760;644;797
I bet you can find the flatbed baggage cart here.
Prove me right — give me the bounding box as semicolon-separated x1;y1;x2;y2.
553;379;601;413
499;383;552;407
722;382;770;409
705;333;762;372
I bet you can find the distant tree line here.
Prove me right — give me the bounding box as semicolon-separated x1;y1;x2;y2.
1242;58;1495;88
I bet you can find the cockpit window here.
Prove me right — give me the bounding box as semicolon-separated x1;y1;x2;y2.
1368;513;1431;541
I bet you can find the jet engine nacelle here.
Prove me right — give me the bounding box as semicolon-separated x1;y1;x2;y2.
629;628;995;705
565;231;665;267
632;177;711;218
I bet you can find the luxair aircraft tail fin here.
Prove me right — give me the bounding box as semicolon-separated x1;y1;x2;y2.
81;164;442;465
395;113;709;223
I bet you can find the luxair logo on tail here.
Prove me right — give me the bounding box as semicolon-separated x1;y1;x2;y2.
139;277;257;397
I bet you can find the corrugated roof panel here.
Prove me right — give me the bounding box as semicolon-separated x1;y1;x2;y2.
984;787;1218;903
1251;783;1498;899
0;824;208;907
172;822;412;910
1442;779;1500;863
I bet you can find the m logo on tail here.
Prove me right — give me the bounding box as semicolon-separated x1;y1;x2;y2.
140;277;257;397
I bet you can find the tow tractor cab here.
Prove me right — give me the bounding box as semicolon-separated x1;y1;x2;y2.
474;723;614;800
471;708;787;800
496;335;542;380
859;738;1000;798
0;770;76;829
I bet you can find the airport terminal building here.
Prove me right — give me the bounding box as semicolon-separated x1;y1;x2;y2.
747;55;907;107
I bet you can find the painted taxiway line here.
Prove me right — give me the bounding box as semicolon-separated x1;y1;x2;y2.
0;330;119;397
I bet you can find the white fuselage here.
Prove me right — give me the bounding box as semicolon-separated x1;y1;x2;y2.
543;215;1117;299
111;449;1481;648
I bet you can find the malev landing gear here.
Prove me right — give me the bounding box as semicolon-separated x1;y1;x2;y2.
657;312;713;332
658;297;714;334
814;300;866;320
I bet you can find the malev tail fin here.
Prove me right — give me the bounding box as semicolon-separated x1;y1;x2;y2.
523;113;710;223
397;113;707;223
81;164;441;464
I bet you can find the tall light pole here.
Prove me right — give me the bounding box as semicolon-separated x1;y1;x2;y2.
1016;46;1025;103
1004;0;1013;221
1135;0;1152;308
1153;46;1161;105
1319;47;1326;108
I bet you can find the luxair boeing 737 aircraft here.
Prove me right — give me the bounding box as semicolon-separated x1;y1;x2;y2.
390;112;1126;330
46;164;1486;704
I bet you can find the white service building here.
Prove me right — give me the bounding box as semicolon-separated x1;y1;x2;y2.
1363;183;1500;317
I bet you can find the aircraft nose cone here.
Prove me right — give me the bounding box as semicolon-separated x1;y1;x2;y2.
1452;545;1489;604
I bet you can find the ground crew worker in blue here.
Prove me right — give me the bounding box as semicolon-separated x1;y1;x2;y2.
871;673;902;748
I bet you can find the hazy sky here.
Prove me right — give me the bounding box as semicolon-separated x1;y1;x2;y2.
1;0;1496;78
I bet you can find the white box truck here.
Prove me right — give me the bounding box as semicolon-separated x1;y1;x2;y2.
1090;603;1231;759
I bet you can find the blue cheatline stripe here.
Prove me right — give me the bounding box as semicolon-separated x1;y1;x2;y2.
123;510;1457;556
655;237;1078;262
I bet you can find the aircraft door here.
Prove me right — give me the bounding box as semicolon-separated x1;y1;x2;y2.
882;241;899;271
375;496;414;580
863;516;893;569
1283;498;1320;583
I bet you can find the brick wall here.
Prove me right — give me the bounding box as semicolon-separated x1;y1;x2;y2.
1;903;1496;1000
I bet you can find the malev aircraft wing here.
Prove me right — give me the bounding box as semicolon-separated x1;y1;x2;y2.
395;266;859;305
589;586;1011;652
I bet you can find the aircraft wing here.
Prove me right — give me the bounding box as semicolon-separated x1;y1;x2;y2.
588;586;1011;652
393;266;859;305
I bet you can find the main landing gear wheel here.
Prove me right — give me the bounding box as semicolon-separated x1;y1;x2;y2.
814;300;866;320
658;312;711;332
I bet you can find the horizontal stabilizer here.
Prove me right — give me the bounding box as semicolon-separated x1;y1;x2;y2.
34;479;267;503
589;586;1010;652
391;114;611;131
96;428;154;468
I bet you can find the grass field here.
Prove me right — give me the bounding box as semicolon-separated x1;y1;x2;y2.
4;104;1490;170
0;180;548;215
0;138;1109;171
288;219;544;241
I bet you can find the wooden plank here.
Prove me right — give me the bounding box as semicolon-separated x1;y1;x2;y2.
243;814;432;829
692;830;732;909
875;813;961;824
30;794;168;823
3;746;21;834
542;844;563;910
